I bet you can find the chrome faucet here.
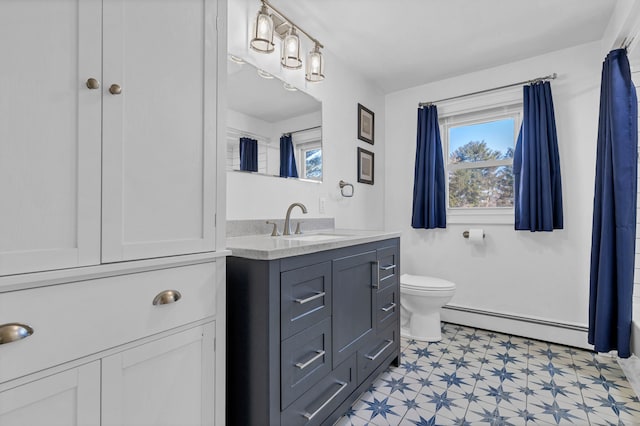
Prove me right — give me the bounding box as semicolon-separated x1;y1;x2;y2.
283;202;308;236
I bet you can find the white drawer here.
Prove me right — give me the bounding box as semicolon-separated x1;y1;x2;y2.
0;261;217;384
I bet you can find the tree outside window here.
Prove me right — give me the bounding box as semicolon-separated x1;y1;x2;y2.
444;111;520;211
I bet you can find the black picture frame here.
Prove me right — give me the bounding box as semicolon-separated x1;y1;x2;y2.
357;147;374;185
357;103;374;145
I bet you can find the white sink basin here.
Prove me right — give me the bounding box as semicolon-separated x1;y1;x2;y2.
283;234;346;242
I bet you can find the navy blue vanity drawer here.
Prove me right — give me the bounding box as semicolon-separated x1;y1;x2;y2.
376;285;398;329
357;324;398;384
281;317;332;409
281;261;332;340
281;354;357;426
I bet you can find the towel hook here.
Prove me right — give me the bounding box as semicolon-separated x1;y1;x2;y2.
339;180;354;197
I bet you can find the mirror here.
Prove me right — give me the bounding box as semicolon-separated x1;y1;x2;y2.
226;58;322;182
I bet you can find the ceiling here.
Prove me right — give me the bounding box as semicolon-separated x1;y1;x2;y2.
267;0;617;93
228;60;321;122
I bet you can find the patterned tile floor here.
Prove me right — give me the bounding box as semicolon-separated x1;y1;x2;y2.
335;323;640;425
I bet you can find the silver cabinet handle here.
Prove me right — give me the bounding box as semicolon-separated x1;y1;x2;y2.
379;264;396;271
302;381;348;420
294;291;325;304
381;302;396;312
152;290;182;306
295;350;325;370
365;339;393;360
0;323;34;345
380;274;394;283
371;261;380;289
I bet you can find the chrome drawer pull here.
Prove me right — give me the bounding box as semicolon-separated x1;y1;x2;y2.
380;274;394;283
365;339;394;360
302;380;348;420
295;350;325;370
381;302;396;312
152;290;182;306
294;291;325;304
379;264;396;271
0;323;34;345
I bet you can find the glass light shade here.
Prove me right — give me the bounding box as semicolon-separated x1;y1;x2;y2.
228;55;246;64
305;45;325;82
281;28;302;69
256;68;274;79
250;5;274;53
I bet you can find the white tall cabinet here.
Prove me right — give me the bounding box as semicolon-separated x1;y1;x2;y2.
0;0;227;425
101;0;218;262
0;0;102;276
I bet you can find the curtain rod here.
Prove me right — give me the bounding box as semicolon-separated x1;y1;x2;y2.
228;127;270;143
283;125;321;136
620;35;636;50
418;73;557;107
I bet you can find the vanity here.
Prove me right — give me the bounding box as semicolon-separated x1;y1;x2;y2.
226;230;400;426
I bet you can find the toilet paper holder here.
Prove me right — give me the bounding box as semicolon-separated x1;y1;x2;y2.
463;230;485;239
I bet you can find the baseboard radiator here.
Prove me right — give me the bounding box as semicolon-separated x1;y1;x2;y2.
441;304;592;350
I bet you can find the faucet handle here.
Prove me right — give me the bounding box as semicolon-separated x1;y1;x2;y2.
295;222;303;235
266;221;280;237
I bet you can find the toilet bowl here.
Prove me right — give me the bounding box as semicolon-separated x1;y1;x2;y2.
400;274;456;342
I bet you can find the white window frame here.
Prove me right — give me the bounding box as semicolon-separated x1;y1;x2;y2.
297;140;322;181
440;102;522;225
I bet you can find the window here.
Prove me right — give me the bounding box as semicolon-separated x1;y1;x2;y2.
297;141;322;181
441;104;521;223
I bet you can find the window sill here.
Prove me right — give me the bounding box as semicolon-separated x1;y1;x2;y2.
447;208;514;225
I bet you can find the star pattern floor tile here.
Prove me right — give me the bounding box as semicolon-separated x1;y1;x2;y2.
334;323;640;425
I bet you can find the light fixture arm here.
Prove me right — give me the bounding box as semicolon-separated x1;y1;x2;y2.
262;0;324;49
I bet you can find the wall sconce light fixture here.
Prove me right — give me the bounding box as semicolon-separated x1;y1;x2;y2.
250;0;325;82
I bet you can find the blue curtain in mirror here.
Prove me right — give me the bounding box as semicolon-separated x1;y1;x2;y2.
589;49;638;358
239;137;258;172
411;105;446;229
513;81;563;231
280;134;299;178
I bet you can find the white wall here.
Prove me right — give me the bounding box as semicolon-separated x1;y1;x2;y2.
226;0;386;229
385;42;603;346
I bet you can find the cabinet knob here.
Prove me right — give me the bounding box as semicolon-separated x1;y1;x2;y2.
0;323;34;345
86;78;100;89
109;84;122;95
152;290;182;306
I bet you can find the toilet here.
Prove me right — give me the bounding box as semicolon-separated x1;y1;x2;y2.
400;274;456;342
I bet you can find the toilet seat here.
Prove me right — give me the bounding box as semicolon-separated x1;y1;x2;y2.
400;274;456;292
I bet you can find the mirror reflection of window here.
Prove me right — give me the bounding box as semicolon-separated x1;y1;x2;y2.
227;56;322;182
288;126;322;181
298;141;322;181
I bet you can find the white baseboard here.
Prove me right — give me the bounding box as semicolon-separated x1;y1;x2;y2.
632;319;640;356
441;304;593;350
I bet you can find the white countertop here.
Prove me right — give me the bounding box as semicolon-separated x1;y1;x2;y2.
226;229;401;260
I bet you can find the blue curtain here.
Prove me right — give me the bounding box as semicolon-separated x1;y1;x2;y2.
411;105;446;229
589;49;638;358
513;81;563;231
239;137;258;172
279;134;298;178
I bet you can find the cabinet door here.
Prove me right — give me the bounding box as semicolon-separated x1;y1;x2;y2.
0;361;100;426
0;0;102;275
332;250;376;367
102;323;215;426
101;0;218;262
